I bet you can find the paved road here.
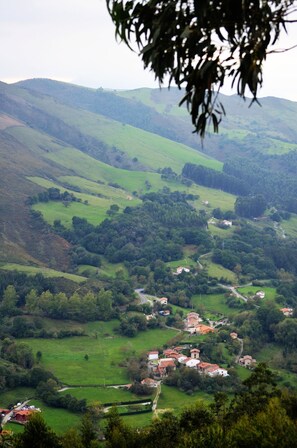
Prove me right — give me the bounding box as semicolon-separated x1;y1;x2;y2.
135;289;153;306
235;338;244;364
219;284;248;302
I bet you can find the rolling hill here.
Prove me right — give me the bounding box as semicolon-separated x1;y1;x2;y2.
0;78;297;271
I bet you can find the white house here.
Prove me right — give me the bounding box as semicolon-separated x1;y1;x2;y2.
185;358;200;368
147;351;159;361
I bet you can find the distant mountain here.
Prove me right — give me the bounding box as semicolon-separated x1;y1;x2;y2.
17;79;297;159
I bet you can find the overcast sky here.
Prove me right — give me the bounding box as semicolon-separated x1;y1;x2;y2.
0;0;296;100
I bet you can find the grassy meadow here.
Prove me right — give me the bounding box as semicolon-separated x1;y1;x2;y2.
191;293;236;318
21;326;178;386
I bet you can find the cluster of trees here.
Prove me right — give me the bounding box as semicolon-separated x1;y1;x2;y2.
182;163;249;195
212;222;297;278
235;195;267;218
27;187;83;207
165;366;239;395
54;191;207;269
119;314;150;337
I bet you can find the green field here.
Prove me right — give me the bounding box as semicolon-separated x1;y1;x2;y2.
157;385;212;414
191;293;236;317
282;215;297;238
21;326;178;385
204;261;237;283
0;264;86;283
237;286;277;302
60;386;149;405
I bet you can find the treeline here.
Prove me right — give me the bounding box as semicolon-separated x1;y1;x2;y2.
182;163;249;195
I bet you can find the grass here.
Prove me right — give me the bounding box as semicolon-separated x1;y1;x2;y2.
282;215;297;238
20;92;222;174
0;264;86;283
59;386;149;405
29;399;81;434
157;385;212;414
21;327;178;386
237;286;277;303
204;261;237;283
191;293;236;317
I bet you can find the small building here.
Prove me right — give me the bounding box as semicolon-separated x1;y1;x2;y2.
141;378;158;388
190;348;200;359
221;220;233;227
147;351;159;361
230;332;238;340
254;291;265;299
176;266;190;275
280;308;293;317
159;297;168;305
185;312;201;330
239;355;256;367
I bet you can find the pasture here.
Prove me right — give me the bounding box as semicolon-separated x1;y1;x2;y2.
204;261;237;283
157;385;212;414
191;293;236;317
21;326;178;386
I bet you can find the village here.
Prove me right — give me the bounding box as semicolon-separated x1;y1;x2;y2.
139;289;259;388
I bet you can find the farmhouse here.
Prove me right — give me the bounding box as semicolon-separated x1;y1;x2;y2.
12;409;36;424
239;355;256;367
254;290;265;299
195;324;215;335
280;307;293;317
175;266;190;275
